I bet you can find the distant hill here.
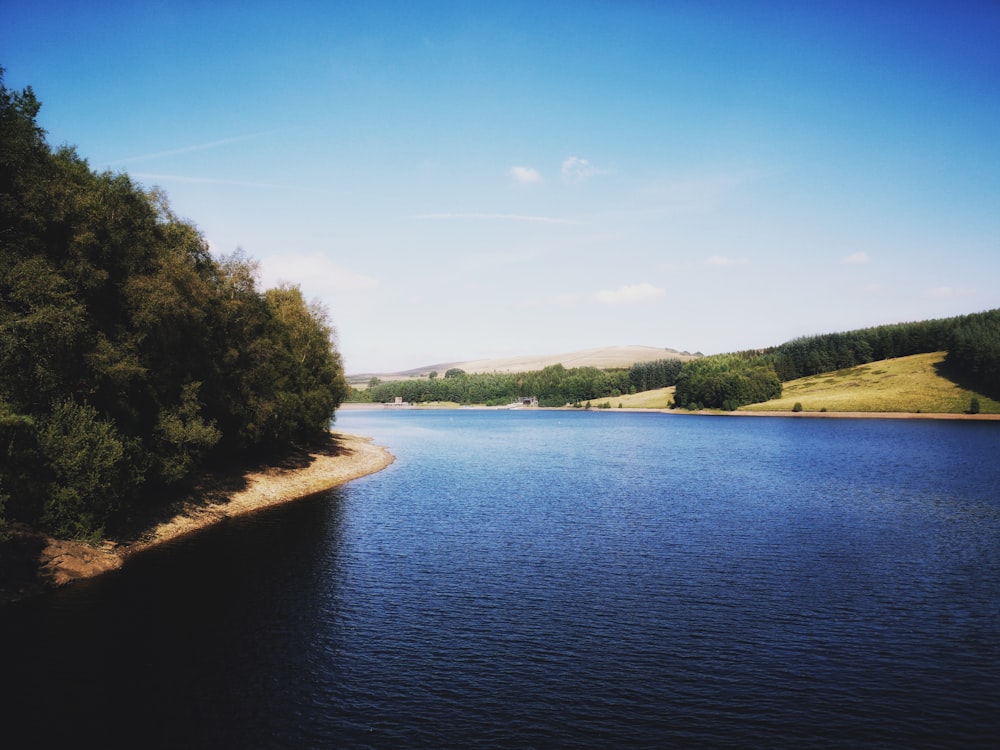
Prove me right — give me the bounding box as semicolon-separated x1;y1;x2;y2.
348;345;700;384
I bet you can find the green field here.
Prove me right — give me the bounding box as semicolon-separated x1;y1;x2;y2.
740;352;999;414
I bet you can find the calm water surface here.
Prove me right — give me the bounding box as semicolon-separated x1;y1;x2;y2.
3;410;999;748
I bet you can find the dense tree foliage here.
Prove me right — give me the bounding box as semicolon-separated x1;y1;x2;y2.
945;309;1000;398
673;356;781;411
356;363;635;407
761;318;956;382
753;311;999;392
0;71;348;538
628;358;683;392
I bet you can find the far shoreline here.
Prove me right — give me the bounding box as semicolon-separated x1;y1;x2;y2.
1;431;394;604
340;401;1000;420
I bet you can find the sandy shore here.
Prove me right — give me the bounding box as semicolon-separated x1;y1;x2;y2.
123;432;394;558
2;432;393;602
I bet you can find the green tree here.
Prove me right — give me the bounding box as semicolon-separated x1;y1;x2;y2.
0;71;351;537
38;401;144;539
155;382;221;484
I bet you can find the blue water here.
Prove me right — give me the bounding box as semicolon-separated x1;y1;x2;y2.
3;410;999;748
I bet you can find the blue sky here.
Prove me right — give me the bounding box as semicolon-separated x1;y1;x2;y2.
3;1;999;373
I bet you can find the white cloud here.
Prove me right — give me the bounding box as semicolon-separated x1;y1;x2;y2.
842;252;871;264
258;253;379;295
561;155;608;183
510;166;543;184
706;255;749;267
593;282;665;305
926;286;975;299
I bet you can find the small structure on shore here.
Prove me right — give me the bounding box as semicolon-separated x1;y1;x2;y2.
384;396;411;408
499;396;538;409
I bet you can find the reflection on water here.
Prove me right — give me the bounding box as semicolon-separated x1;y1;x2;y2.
3;411;999;748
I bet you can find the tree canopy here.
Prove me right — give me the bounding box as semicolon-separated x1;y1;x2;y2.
0;70;348;538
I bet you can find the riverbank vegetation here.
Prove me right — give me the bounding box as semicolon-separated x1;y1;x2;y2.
1;71;349;539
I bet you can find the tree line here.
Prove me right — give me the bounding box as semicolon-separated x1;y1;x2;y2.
674;309;1000;409
358;364;636;407
1;71;348;538
357;308;999;412
354;357;691;407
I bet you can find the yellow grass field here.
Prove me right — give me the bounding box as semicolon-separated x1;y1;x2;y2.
596;386;675;409
740;352;1000;414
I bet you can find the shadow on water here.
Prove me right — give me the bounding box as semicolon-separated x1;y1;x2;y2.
110;431;350;544
0;432;354;602
5;413;1000;748
0;486;349;748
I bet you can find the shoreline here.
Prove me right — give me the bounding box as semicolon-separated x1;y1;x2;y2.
1;431;394;604
341;401;1000;420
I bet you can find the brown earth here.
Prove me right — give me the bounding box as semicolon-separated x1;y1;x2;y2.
0;431;393;604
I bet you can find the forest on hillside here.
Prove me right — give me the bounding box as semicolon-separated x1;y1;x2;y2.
670;310;1000;410
0;71;348;538
356;357;685;407
359;309;1000;411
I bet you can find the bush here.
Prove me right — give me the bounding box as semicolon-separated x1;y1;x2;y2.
792;402;803;412
969;397;981;415
38;401;144;539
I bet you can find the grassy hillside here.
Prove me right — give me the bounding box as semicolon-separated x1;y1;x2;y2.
741;352;1000;414
604;387;675;409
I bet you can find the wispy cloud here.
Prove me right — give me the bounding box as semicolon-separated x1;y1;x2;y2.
593;282;665;305
107;129;285;165
131;173;293;189
842;251;871;264
510;166;543;184
412;213;576;225
561;155;609;183
926;286;975;299
706;255;749;267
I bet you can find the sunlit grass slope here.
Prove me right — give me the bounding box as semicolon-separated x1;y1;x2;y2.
604;387;675;409
741;352;999;414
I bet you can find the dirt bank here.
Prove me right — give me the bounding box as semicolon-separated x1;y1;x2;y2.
0;431;394;604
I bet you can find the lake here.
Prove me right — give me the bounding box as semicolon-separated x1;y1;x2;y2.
3;410;999;748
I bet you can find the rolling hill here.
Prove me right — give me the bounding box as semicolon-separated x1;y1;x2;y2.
740;352;1000;414
348;345;699;384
